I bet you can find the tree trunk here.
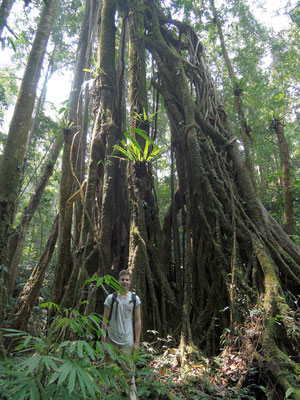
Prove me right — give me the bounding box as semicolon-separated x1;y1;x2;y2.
59;0;128;310
52;0;95;305
9;215;58;332
144;2;300;394
0;0;58;264
0;0;15;39
73;0;99;247
6;136;63;295
25;49;56;154
0;0;58;358
273;118;294;235
209;0;257;194
126;0;176;338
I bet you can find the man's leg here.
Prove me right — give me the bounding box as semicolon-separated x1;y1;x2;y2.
107;338;137;399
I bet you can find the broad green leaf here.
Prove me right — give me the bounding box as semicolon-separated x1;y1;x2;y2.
12;385;29;400
23;335;33;346
102;342;117;360
19;355;41;373
39;302;61;312
49;371;60;384
68;368;76;394
70;320;81;334
126;144;139;162
133;128;155;145
105;275;122;291
78;369;98;400
3;328;27;337
88;314;101;327
77;370;87;399
29;381;39;400
96;341;105;358
128;135;141;152
36;379;46;398
83;341;96;360
43;355;60;372
285;388;300;398
113;146;132;160
77;341;84;358
57;362;72;385
143;139;149;160
85;276;103;286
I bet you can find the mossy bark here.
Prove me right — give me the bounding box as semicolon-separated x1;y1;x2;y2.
209;0;257;194
126;0;175;338
52;0;94;305
9;215;58;332
143;1;300;393
0;0;58;354
273;119;294;235
0;0;15;38
0;0;58;266
60;0;131;311
6;137;62;296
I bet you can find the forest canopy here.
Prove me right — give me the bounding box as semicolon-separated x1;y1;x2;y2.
0;0;299;399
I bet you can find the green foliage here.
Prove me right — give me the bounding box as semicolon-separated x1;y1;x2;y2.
0;67;18;129
1;303;129;399
137;376;174;399
285;387;300;399
85;275;122;296
113;129;164;164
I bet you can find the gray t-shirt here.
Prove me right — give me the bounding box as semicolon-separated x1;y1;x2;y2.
104;292;141;346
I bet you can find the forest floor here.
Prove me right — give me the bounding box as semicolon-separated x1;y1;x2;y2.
135;344;268;400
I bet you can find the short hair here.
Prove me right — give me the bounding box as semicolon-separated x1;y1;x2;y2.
118;269;131;279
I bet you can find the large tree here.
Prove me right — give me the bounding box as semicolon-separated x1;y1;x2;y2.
52;1;300;396
3;1;299;398
143;2;300;397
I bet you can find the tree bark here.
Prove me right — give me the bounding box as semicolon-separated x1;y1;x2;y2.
0;0;58;358
273;118;294;235
6;136;63;295
0;0;58;264
25;49;56;155
9;215;58;332
209;0;257;194
59;0;128;310
126;0;176;338
144;1;300;393
52;0;95;305
0;0;15;39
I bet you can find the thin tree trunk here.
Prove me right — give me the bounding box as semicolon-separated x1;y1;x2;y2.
209;0;257;194
26;50;56;154
73;0;98;247
0;0;15;39
9;215;58;332
273;118;294;235
6;136;63;295
52;0;95;305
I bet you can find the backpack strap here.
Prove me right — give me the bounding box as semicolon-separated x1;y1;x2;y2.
130;292;137;316
130;292;137;340
108;291;118;322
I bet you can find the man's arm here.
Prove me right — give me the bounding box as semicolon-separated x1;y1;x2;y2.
101;305;110;342
132;304;141;351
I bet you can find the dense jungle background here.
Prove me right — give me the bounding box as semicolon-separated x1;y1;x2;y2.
0;0;299;398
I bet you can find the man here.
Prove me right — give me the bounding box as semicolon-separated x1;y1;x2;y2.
101;269;141;399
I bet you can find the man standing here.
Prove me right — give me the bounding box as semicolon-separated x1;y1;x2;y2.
101;269;141;398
